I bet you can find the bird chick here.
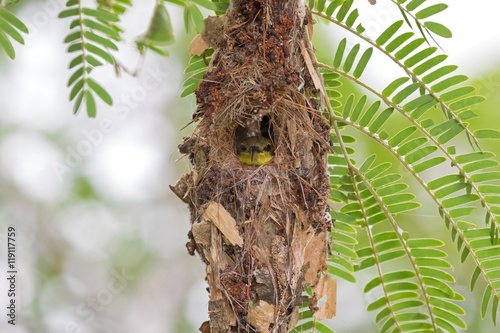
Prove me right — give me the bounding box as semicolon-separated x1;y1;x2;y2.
236;136;275;166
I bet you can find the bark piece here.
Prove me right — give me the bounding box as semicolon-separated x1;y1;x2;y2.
203;202;244;247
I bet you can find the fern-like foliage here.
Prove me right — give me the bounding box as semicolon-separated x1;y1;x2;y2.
388;0;452;42
0;5;28;59
302;0;500;331
58;0;128;117
328;143;467;332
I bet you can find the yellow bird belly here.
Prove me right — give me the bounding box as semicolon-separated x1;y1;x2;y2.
237;152;274;166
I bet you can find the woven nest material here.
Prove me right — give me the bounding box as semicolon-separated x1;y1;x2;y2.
171;1;335;332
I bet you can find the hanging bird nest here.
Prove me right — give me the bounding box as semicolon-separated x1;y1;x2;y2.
171;0;335;332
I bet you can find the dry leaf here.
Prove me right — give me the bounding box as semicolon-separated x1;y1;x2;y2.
302;231;327;284
313;275;337;320
199;321;211;333
189;34;210;56
291;225;327;290
203;202;244;247
246;301;275;333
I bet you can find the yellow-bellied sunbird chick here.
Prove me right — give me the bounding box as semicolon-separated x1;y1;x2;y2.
236;136;275;166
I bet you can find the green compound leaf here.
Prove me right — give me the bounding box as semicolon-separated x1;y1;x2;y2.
0;8;29;59
343;43;360;73
424;21;452;38
0;19;24;45
395;38;425;60
376;20;404;46
336;0;354;22
0;32;14;59
416;4;448;20
385;32;414;53
382;77;410;97
0;8;28;33
88;78;113;105
82;8;119;22
353;48;373;78
60;0;125;116
475;129;500;139
406;0;427;12
86;90;97;118
481;286;492;319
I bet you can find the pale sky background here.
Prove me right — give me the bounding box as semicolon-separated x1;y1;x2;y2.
0;1;498;332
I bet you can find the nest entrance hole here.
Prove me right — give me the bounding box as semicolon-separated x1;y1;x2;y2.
234;114;274;144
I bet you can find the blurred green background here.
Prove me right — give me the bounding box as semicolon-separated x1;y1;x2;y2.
0;0;499;332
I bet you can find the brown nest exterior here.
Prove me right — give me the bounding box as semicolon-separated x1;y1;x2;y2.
171;0;334;332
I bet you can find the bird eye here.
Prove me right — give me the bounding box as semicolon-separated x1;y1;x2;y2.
264;144;272;151
238;145;246;151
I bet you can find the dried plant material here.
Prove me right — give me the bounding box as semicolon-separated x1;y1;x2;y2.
174;1;332;330
189;34;210;56
295;133;315;178
199;321;211;333
252;244;270;264
287;119;301;169
287;118;297;147
313;275;337;321
209;298;237;331
293;204;309;229
288;307;300;330
207;260;237;331
192;219;212;247
303;231;327;284
291;226;327;289
299;40;323;93
246;301;276;333
202;15;226;47
306;10;314;38
203;202;244;247
271;236;289;289
169;174;191;203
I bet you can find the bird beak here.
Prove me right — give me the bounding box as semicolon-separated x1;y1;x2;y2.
250;147;256;162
